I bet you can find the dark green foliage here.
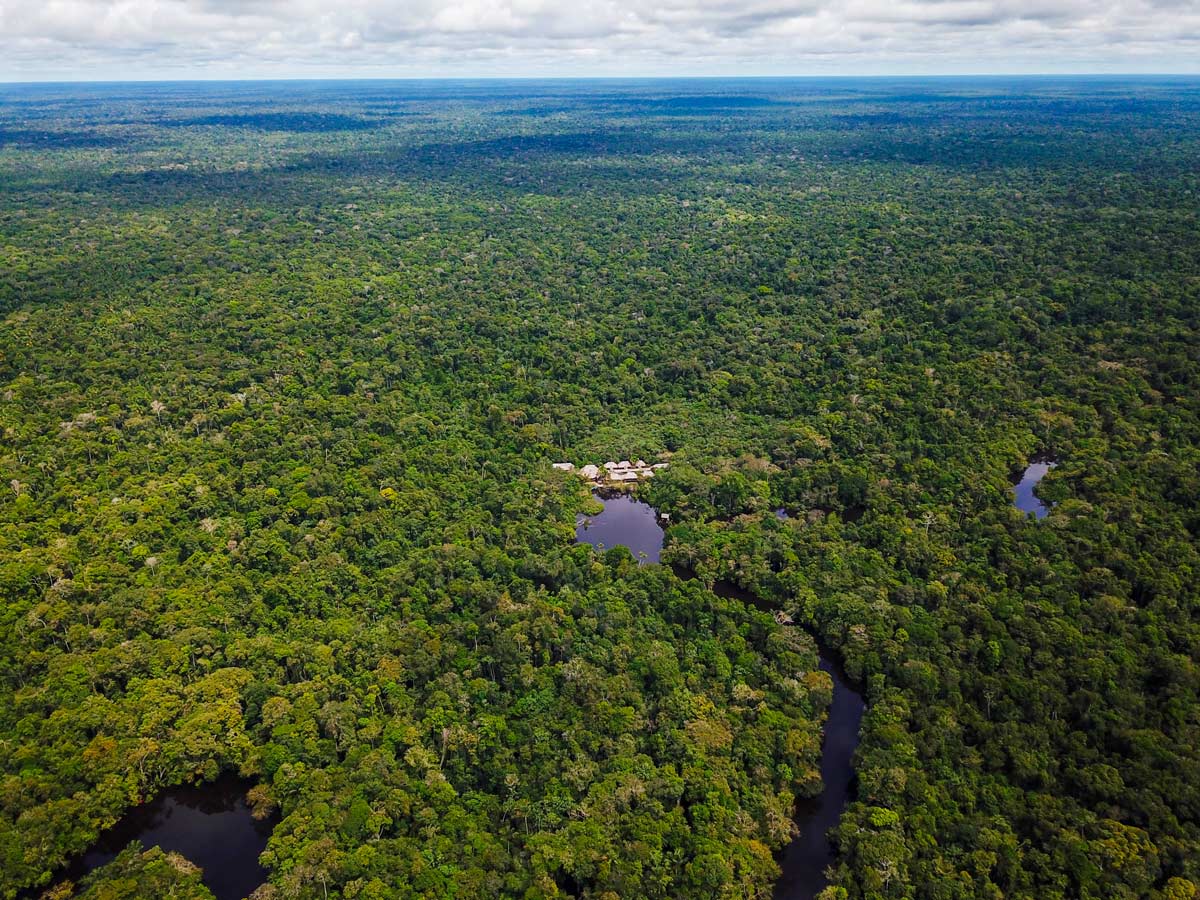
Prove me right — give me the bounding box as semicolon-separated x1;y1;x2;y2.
1;77;1199;899
67;845;215;900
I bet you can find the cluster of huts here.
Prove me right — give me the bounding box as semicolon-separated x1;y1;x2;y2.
553;459;668;485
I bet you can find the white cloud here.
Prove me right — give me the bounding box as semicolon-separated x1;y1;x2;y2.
1;0;1198;79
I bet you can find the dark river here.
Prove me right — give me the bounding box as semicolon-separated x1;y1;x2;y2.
576;495;866;900
772;649;865;899
706;578;866;899
1013;459;1056;519
47;775;274;900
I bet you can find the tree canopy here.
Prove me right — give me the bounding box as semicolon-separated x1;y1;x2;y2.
2;77;1199;900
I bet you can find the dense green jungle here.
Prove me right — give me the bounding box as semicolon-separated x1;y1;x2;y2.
1;76;1199;900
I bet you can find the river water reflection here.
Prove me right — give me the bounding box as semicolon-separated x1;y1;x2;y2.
773;650;865;900
49;775;274;900
697;578;866;900
574;495;865;900
1013;459;1056;519
575;493;665;562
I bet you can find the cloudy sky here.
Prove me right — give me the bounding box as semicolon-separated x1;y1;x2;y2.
2;0;1198;81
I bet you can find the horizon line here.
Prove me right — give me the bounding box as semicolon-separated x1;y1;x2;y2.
4;72;1200;87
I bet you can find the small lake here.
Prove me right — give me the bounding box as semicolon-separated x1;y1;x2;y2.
575;493;665;563
49;775;274;900
1013;459;1056;519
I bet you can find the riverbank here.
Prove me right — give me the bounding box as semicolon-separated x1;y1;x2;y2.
576;493;866;899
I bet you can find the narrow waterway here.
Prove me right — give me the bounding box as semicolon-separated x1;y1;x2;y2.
575;495;866;899
708;578;866;899
773;649;865;899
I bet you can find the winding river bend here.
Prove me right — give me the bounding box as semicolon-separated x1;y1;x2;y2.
708;577;866;899
773;650;865;899
43;476;1056;899
577;493;866;899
